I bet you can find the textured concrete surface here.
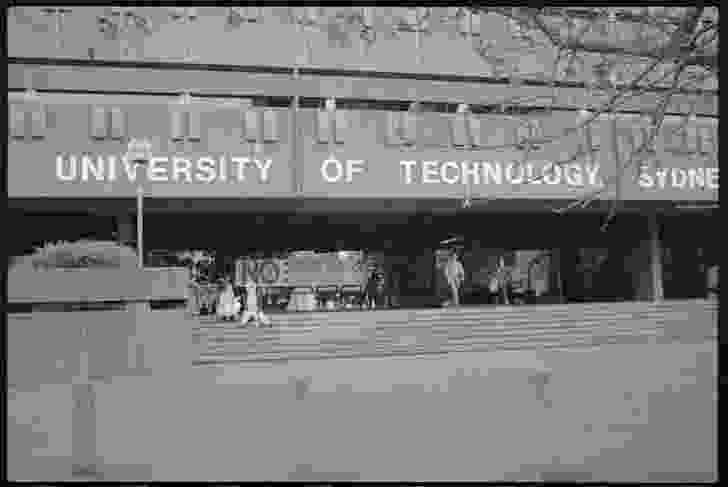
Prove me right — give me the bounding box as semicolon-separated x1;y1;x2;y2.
9;339;714;481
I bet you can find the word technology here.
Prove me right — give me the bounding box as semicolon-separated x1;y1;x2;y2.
56;155;273;183
399;160;604;186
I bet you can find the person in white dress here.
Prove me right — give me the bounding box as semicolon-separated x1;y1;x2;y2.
240;279;271;327
444;250;466;307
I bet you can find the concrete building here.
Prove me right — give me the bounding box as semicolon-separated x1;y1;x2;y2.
7;7;719;306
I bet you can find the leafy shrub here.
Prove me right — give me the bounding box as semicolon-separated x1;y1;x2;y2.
15;240;139;270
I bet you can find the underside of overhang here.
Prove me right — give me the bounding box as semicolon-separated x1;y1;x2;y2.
7;197;708;216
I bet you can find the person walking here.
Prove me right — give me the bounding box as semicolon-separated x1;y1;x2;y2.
444;249;465;307
492;255;511;305
240;278;271;327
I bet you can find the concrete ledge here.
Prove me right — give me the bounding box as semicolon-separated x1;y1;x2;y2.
7;267;189;303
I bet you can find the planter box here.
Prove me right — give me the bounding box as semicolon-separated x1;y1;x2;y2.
7;266;193;480
8;267;189;303
8;266;191;385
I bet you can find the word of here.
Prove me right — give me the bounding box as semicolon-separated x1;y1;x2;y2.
399;160;604;186
638;166;719;190
320;157;365;183
56;155;273;183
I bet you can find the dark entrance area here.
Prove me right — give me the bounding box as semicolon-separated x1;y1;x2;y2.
12;206;701;308
660;213;718;300
139;211;651;307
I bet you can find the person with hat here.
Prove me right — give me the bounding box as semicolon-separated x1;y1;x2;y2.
444;248;466;307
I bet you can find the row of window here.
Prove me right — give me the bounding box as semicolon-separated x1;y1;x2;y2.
28;7;491;37
5;104;547;149
8;102;718;154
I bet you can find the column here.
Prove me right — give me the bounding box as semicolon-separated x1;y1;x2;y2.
548;249;564;303
648;213;664;302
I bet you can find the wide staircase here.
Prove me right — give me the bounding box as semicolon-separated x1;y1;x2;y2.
193;299;718;365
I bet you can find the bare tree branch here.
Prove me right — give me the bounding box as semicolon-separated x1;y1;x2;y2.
550;59;692;219
516;7;719;70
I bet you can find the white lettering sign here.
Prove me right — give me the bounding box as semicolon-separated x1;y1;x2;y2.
320;157;366;183
55;154;273;183
148;157;169;182
638;165;719;190
321;157;343;183
395;160;605;188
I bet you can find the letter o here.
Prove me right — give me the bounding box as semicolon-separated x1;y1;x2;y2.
321;158;343;183
260;260;280;285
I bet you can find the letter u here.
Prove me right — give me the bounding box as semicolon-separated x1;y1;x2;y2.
56;154;77;181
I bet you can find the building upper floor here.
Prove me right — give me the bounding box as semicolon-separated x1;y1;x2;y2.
7;90;718;202
9;7;718;113
8;7;718;203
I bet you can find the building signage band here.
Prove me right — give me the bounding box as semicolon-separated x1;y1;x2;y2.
56;154;273;183
51;154;718;192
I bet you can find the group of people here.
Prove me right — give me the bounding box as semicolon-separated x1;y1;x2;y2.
362;249;496;309
215;278;271;327
443;250;514;307
205;248;508;321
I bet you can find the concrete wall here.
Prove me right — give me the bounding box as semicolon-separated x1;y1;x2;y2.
4;7;586;79
7;307;192;388
8;267;189;303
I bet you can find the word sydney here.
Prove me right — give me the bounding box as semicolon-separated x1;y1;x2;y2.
56;155;272;183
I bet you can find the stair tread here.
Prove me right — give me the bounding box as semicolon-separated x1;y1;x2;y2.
193;300;717;363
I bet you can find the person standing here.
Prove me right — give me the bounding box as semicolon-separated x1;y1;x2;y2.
444;249;466;307
496;255;511;305
364;271;378;309
707;264;719;301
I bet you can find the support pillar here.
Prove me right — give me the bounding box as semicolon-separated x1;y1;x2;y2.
648;213;664;302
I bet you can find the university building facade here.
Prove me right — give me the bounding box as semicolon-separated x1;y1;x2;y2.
8;7;719;306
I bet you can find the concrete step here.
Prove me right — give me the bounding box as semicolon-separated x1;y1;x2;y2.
247;299;715;325
194;300;714;330
196;309;700;339
196;327;679;364
197;311;703;350
201;323;664;357
198;319;716;363
193;300;717;363
194;308;707;341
